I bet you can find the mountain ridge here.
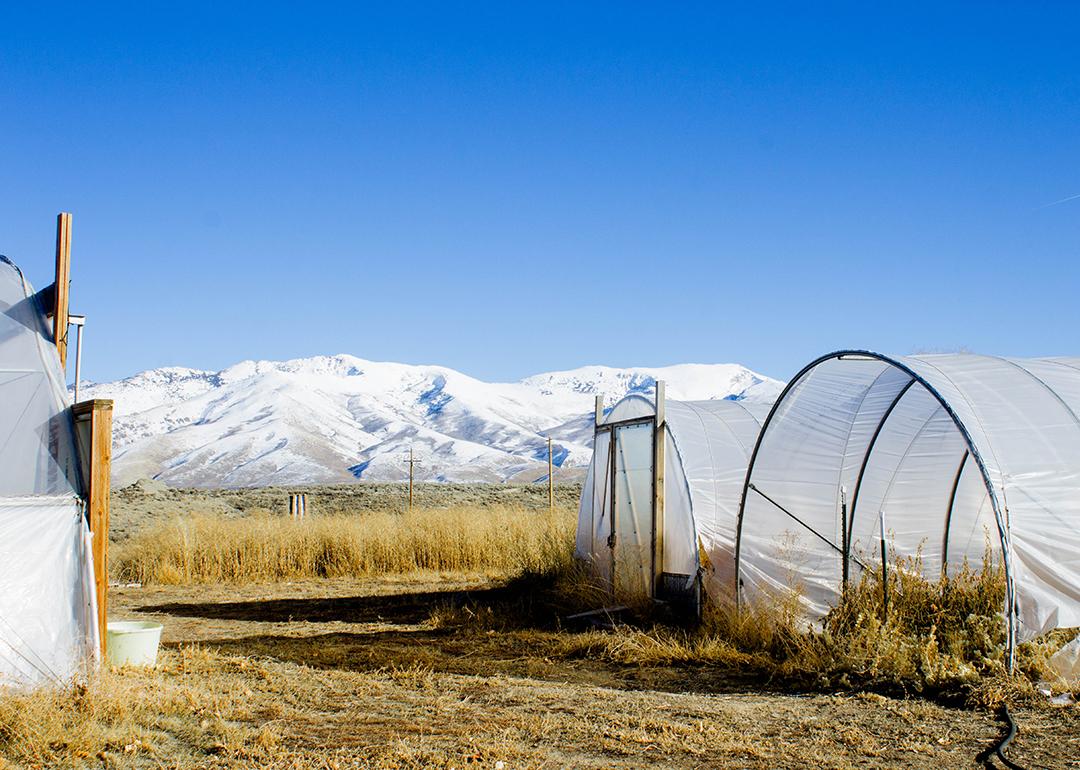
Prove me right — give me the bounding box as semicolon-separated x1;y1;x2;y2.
81;354;783;488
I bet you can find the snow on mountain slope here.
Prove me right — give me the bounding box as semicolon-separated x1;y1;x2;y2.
80;355;782;488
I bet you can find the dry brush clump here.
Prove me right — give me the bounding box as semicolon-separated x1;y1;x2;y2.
692;549;1018;700
0;646;283;768
113;504;576;585
436;545;1030;701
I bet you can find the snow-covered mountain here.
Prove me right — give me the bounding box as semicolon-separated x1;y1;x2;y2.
80;355;783;488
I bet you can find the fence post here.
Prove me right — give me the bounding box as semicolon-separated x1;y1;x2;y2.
73;399;112;659
289;493;307;520
547;437;554;515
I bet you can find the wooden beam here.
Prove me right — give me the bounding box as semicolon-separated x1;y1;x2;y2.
73;398;112;658
53;213;72;368
595;394;604;426
652;380;666;598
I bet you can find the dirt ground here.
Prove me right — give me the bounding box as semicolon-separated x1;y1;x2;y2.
111;575;1079;769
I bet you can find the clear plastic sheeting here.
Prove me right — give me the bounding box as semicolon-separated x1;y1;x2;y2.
574;429;612;587
665;400;769;603
0;256;80;497
612;422;653;598
736;351;1080;659
0;256;98;688
0;498;98;686
575;394;769;604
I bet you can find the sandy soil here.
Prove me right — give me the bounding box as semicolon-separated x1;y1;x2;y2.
110;576;1080;769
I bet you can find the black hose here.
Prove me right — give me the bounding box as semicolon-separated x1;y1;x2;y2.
977;705;1028;770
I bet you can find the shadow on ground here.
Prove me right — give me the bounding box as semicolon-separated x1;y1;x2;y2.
134;580;765;696
190;628;767;697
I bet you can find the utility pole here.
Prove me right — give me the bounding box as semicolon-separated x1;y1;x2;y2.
547;437;554;515
405;447;421;514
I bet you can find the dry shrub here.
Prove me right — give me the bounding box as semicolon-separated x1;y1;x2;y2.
423;539;1019;698
0;646;278;768
113;505;575;585
694;548;1010;698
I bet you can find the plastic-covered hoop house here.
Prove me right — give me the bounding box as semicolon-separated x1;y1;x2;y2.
0;255;98;686
735;350;1080;666
576;388;769;608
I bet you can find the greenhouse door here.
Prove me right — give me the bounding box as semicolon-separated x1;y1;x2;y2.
611;422;654;601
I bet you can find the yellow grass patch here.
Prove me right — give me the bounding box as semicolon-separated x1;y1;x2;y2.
113;505;576;585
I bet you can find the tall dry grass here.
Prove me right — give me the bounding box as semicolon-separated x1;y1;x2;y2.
699;552;1011;697
499;546;1026;703
113;505;575;585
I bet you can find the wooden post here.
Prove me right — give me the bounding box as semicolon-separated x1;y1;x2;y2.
73;399;112;658
547;437;554;515
53;213;73;369
405;448;421;514
289;493;307;519
594;394;604;426
652;380;666;599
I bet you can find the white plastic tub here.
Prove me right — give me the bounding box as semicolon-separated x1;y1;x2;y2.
106;621;163;667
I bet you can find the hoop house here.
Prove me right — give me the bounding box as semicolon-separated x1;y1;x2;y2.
0;256;98;686
735;350;1080;666
576;388;769;608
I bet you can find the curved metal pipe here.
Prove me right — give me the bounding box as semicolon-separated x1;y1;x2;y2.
733;350;1016;670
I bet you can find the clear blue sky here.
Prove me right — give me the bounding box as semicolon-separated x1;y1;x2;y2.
2;3;1077;384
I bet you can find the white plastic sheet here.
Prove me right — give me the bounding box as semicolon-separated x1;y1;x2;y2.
737;351;1080;649
0;498;97;686
576;395;768;604
0;257;98;688
0;257;80;497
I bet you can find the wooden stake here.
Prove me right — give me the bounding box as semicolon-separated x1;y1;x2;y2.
547;437;554;515
73;399;112;658
289;493;307;520
53;213;72;369
652;380;666;599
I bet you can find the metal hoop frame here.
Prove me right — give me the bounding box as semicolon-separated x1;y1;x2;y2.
733;350;1017;670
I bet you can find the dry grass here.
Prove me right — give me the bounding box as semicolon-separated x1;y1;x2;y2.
0;569;1075;769
447;547;1037;705
2;640;1045;770
696;552;1012;696
114;507;1060;706
113;505;575;585
0;646;277;769
2;488;1076;768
